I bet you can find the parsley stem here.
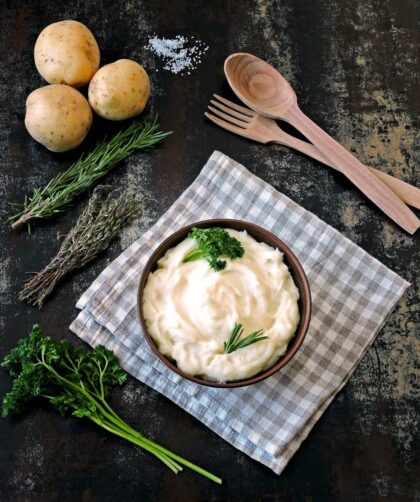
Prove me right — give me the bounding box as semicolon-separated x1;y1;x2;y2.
43;357;222;483
91;416;182;474
95;398;222;484
182;248;205;262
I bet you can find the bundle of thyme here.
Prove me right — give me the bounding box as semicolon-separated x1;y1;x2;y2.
19;186;140;308
10;118;171;231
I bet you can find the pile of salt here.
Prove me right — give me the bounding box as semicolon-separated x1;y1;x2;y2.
146;35;209;75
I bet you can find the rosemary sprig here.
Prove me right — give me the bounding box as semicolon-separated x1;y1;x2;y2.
19;186;140;308
10;118;171;231
223;323;268;354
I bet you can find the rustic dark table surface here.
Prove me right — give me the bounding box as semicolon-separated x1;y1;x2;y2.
1;0;419;500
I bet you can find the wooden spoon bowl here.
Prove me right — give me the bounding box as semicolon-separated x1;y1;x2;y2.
224;52;296;117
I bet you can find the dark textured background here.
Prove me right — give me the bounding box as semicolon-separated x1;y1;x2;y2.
0;1;419;500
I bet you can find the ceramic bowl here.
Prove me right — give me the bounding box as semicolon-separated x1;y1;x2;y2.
137;219;311;388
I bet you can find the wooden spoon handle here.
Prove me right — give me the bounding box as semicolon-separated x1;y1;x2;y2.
282;104;419;234
366;169;420;210
272;134;420;209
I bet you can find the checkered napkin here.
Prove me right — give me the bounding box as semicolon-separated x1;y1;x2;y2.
70;151;409;474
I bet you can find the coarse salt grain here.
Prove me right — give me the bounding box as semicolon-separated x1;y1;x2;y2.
146;35;209;75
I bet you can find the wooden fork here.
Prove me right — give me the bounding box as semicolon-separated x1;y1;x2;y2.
205;95;420;210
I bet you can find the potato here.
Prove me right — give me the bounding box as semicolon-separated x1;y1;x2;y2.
88;59;150;120
25;85;92;152
34;20;100;88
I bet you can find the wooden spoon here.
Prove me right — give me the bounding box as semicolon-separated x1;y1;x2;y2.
224;53;419;234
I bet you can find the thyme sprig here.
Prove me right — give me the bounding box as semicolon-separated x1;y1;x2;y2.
223;323;268;354
10;118;171;231
19;186;140;308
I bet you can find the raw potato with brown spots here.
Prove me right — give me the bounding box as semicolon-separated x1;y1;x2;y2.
25;84;93;152
34;20;100;88
88;59;150;120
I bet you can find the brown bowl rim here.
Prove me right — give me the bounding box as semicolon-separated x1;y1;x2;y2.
137;219;311;388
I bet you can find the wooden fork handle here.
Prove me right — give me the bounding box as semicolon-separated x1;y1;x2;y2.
272;134;420;210
282;104;419;234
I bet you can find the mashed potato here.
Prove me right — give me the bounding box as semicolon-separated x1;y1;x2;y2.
143;229;300;382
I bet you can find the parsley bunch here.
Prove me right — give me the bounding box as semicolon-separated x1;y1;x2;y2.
182;227;244;271
1;325;221;484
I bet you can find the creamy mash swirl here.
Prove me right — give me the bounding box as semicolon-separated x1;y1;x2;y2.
143;229;300;382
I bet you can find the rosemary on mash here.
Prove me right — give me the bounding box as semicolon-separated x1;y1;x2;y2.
223;323;268;354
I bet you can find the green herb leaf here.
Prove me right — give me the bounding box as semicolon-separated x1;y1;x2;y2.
223;323;268;354
10;118;171;231
182;227;244;271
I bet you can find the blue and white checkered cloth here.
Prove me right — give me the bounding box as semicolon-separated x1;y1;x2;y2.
70;151;409;474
